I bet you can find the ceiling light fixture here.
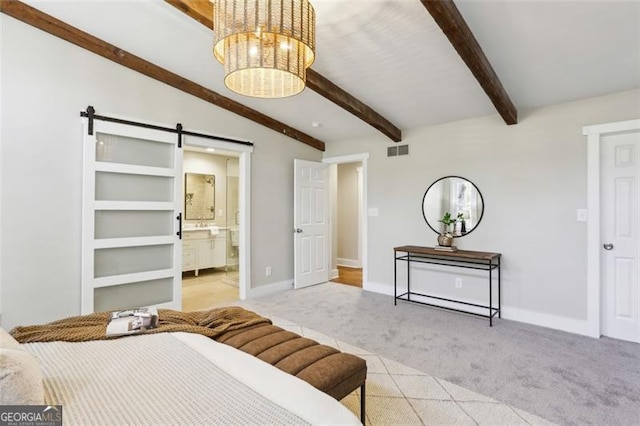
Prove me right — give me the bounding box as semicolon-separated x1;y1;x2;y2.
213;0;316;98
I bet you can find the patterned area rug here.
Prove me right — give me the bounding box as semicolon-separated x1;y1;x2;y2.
268;315;556;426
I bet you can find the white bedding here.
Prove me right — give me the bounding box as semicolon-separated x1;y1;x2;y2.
24;332;360;425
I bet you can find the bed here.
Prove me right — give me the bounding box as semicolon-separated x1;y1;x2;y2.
1;310;363;425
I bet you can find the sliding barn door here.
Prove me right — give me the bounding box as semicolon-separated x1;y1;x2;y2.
81;120;183;313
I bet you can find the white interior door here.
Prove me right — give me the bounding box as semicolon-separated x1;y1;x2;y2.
294;159;329;288
601;131;640;342
82;119;183;313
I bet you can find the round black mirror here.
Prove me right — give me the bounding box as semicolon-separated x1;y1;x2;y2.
422;176;484;237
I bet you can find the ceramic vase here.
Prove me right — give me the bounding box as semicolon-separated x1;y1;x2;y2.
437;232;453;247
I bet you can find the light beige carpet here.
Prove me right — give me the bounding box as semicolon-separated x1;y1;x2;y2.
267;315;555;426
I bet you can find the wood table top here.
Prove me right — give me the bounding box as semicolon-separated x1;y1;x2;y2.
394;245;501;261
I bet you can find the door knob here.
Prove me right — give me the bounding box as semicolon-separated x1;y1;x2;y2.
294;228;303;233
603;243;614;250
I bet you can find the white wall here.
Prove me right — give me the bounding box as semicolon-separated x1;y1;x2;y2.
324;89;640;334
0;16;320;328
337;162;360;264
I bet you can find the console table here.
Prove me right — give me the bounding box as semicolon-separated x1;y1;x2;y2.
394;246;501;326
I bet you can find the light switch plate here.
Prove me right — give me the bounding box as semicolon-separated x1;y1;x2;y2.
368;208;379;217
576;209;587;222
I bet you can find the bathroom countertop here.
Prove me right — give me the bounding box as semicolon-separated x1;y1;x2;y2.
183;226;238;232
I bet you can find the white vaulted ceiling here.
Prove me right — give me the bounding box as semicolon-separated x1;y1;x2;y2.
16;0;640;144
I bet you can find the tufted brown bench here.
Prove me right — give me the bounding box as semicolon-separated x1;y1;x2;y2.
216;323;367;422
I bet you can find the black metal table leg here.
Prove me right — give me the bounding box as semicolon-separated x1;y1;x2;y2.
407;254;411;301
498;257;501;318
489;261;493;327
394;254;397;306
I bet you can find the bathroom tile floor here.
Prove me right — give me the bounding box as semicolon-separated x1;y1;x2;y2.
181;269;239;312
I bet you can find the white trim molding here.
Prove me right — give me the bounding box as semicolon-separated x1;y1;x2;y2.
322;153;370;165
364;282;591;335
583;118;640;338
246;280;293;298
238;150;251;300
500;306;591;337
364;281;394;296
583;119;640;136
337;258;361;268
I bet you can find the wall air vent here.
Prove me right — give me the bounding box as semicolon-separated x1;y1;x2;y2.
388;145;409;157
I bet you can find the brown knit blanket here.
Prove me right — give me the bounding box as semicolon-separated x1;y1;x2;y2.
10;307;271;344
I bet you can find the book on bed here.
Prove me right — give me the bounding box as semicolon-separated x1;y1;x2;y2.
106;308;159;336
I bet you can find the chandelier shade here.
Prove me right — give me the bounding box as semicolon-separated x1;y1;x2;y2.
213;0;316;98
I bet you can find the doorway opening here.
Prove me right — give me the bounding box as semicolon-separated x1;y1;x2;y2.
323;153;369;290
181;148;239;311
181;135;252;311
329;162;363;287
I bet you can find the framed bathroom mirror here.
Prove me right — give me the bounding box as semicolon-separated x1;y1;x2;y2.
422;176;484;237
184;173;215;220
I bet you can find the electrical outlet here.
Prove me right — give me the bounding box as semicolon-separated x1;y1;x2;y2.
265;266;272;277
455;277;463;288
576;209;587;222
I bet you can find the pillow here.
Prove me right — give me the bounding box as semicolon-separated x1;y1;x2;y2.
0;327;44;405
0;327;20;350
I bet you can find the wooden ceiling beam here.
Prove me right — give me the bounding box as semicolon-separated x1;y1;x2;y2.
420;0;517;125
165;0;213;29
305;69;402;142
166;0;403;142
0;0;325;151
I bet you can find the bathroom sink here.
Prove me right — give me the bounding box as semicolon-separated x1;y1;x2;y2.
183;226;219;235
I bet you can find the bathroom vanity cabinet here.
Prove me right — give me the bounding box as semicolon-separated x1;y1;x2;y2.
182;229;226;276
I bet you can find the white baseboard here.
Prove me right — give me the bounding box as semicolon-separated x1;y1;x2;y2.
246;280;293;298
337;258;361;268
363;281;593;337
331;269;339;280
501;306;591;337
363;281;394;296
